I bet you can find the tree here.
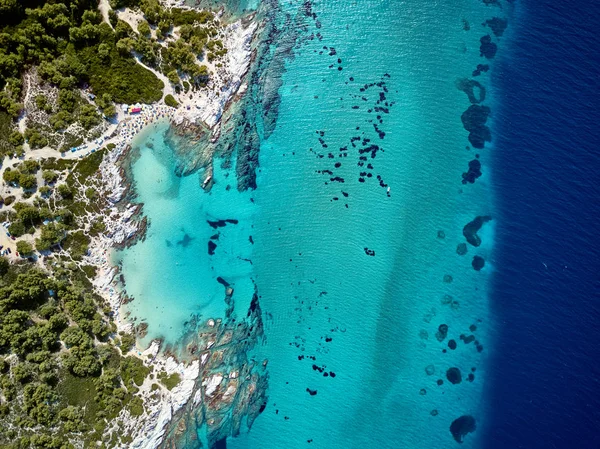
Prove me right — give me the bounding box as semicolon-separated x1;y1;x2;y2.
8;221;26;237
63;348;101;377
103;104;117;117
20;159;40;174
24;128;48;149
39;186;52;197
164;94;178;108
48;313;68;332
0;256;9;276
16;205;41;226
166;70;179;85
42;170;58;184
35;223;66;251
115;20;134;39
3;168;20;185
82;10;101;25
8;130;24;146
18;173;37;190
35;95;53;113
116;37;135;54
137;20;151;37
49;110;73;131
0;0;20;14
79;104;101;130
98;43;111;60
56;184;72;199
60;327;91;349
58;89;79;114
16;241;34;255
23;382;57;425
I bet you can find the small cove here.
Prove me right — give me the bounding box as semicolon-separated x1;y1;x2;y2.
115;122;257;348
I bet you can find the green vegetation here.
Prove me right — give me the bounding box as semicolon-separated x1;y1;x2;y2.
0;0;165;147
62;231;90;260
164;94;179;108
0;0;229;445
35;223;67;251
16;241;33;256
158;371;180;390
120;356;150;388
0;263;152;447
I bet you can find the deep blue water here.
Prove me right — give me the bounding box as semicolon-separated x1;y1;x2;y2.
489;1;600;448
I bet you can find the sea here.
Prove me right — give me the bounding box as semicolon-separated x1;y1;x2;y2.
115;0;600;448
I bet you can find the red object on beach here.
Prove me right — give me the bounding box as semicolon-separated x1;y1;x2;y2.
131;107;142;114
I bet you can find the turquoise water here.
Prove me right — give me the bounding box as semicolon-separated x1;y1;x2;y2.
116;123;257;348
118;0;505;447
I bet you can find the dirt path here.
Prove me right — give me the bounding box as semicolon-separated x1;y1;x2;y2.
98;0;113;28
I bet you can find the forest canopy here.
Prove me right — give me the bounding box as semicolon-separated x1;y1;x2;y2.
0;0;164;119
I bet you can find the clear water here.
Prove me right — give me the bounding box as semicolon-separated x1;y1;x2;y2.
116;123;257;347
118;0;506;447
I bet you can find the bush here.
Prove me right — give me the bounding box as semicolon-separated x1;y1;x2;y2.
158;371;180;390
24;128;48;149
77;43;164;104
19;173;37;190
42;170;58;184
120;356;150;387
164;94;179;108
57;184;73;199
16;241;34;255
0;257;9;275
36;223;66;251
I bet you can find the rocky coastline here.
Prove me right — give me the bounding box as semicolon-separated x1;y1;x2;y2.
78;5;275;449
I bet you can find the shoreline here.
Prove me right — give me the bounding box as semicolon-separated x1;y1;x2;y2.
76;11;262;449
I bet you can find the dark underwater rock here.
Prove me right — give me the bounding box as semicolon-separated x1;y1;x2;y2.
461;105;491;149
456;78;486;104
216;277;230;287
450;415;477;443
460;104;492;148
480;35;497;59
456;243;468;255
461;334;476;344
462;159;482;184
436;324;449;342
472;64;490;77
484;17;508;37
208;241;217;255
207;219;239;228
446;367;462;384
472;255;485;271
463;215;492;247
236;121;261;191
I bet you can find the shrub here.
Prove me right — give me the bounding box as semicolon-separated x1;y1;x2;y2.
164;94;179;108
16;241;34;255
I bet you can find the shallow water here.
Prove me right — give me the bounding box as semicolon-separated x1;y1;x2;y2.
116;123;257;347
118;0;510;447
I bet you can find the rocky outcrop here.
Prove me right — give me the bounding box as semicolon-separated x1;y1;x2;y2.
450;415;477;443
462;215;492;247
158;291;268;449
